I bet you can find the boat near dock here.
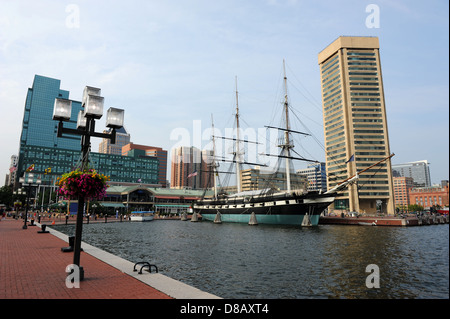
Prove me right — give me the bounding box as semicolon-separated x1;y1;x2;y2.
193;62;369;226
130;211;155;222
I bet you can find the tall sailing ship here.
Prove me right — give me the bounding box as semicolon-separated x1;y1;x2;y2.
193;61;390;226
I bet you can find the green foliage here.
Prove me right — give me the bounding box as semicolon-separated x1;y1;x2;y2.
408;204;424;212
0;185;14;206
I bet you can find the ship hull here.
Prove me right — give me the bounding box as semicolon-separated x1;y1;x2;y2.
193;193;335;226
200;212;321;225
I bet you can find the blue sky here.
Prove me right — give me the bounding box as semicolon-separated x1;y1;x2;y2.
0;0;448;185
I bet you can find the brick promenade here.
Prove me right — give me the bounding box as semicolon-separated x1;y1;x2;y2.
0;217;172;299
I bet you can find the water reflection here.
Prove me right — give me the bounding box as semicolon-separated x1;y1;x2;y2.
53;222;448;299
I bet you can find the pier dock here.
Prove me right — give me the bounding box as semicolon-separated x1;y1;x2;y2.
0;217;219;299
319;214;449;226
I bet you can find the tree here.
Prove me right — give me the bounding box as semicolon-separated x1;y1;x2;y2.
408;204;424;212
36;189;58;210
0;185;14;207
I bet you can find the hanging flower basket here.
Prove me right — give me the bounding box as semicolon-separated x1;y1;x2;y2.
57;169;110;201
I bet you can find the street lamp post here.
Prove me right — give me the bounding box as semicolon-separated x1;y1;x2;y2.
19;173;42;229
53;86;124;280
92;203;97;221
14;188;25;220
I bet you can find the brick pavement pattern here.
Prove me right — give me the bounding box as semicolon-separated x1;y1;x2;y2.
0;218;172;299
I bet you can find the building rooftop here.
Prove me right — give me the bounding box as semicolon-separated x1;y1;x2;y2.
318;36;380;64
106;185;212;197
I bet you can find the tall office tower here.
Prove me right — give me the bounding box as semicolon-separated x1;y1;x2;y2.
17;75;83;184
318;36;394;214
99;127;131;155
392;160;431;187
15;75;160;188
122;143;168;187
7;155;18;186
170;146;213;190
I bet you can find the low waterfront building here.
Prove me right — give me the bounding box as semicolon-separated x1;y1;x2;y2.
101;185;212;214
409;184;449;210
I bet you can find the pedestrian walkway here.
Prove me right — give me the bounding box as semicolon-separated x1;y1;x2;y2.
0;218;217;299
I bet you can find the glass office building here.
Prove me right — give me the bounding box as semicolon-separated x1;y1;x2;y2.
22;145;159;184
17;75;83;184
392;160;431;187
297;162;327;193
16;75;159;186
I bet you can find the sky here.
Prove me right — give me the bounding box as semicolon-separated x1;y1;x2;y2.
0;0;448;186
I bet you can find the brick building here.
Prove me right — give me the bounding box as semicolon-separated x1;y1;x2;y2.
122;143;168;187
409;184;449;210
170;146;213;190
393;176;415;208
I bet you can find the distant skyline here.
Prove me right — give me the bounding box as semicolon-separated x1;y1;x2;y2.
1;1;448;185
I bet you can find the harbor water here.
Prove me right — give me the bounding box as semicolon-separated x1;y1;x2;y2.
54;221;449;299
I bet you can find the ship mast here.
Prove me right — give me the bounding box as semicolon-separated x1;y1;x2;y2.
282;60;294;192
235;76;242;193
211;114;218;200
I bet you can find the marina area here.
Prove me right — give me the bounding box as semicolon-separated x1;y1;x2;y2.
319;213;449;227
52;216;448;299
